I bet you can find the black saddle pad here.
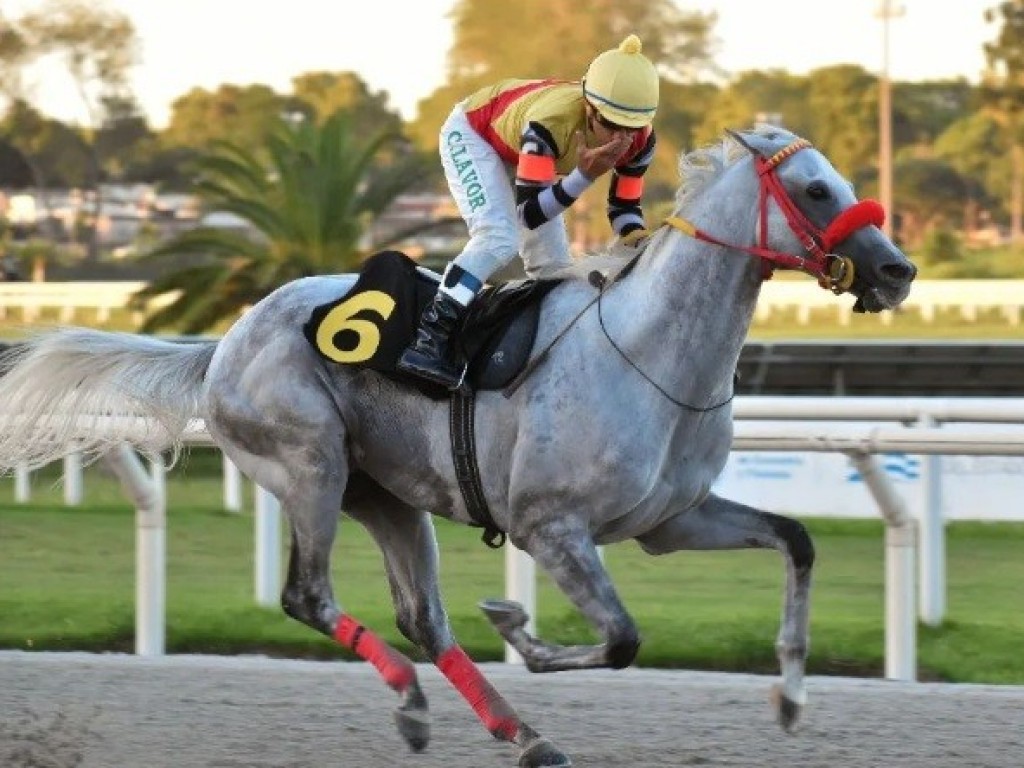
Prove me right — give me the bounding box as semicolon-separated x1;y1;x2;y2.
303;250;560;398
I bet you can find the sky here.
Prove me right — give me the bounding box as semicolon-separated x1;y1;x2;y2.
5;0;997;129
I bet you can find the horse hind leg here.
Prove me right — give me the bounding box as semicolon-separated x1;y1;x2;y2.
203;332;431;751
635;493;815;732
280;480;432;752
212;428;430;752
344;474;571;768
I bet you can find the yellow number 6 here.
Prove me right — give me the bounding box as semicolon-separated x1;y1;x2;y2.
315;290;397;363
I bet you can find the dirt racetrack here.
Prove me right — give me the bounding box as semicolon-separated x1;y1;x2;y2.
2;651;1023;768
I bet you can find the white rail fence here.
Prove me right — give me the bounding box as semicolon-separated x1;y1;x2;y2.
8;399;1024;682
2;280;1024;326
0;282;177;324
755;279;1024;325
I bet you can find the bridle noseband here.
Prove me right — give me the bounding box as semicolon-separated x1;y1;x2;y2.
665;138;886;294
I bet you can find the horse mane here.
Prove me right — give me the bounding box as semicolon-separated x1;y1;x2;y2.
677;123;809;208
676;131;749;209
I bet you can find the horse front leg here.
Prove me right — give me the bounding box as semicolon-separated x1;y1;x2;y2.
482;517;641;673
635;493;815;732
345;477;571;768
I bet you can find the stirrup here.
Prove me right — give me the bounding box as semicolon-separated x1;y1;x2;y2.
397;350;467;391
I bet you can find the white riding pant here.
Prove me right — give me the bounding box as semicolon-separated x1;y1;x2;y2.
440;105;573;287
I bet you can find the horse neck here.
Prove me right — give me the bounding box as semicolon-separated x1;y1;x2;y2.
609;167;763;404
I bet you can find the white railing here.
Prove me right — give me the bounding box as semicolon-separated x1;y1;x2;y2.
757;279;1024;326
2;280;1024;327
0;281;174;323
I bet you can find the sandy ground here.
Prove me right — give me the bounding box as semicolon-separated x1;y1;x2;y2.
1;651;1022;768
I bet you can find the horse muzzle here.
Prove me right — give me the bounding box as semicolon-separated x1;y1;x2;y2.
845;230;917;313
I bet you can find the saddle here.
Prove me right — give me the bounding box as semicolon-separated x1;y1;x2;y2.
304;250;561;548
303;250;561;399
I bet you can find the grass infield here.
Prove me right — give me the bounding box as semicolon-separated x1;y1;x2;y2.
2;448;1023;684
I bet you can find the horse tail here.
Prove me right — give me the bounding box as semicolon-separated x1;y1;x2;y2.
0;328;218;472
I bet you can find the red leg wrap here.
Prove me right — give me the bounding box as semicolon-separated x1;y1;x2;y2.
437;645;519;741
334;615;415;692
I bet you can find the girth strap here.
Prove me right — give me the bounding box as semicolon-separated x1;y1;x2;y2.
449;387;506;548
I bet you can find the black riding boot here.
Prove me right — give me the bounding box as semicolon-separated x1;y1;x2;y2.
397;291;469;389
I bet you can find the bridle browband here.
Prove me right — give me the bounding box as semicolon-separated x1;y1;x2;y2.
664;138;886;294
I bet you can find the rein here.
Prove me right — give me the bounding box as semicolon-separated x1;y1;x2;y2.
594;271;735;413
664;138;885;293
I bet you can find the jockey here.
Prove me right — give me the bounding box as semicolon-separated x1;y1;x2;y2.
397;34;660;390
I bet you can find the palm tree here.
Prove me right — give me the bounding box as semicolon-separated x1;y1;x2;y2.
134;109;434;333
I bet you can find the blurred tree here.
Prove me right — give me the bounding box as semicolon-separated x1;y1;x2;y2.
0;99;91;248
161;84;291;155
0;138;33;185
134;110;433;333
804;65;879;178
892;79;978;146
0;99;91;187
646;79;718;186
0;9;31;103
982;0;1024;243
916;225;964;270
891;157;970;246
693;69;810;146
156;74;423;191
934;112;1006;232
94;94;155;182
291;71;403;136
18;0;138;261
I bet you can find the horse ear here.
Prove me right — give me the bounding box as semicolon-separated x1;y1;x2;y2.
726;128;763;158
728;127;797;160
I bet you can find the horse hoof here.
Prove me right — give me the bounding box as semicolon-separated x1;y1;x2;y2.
479;598;530;633
770;683;803;733
393;707;430;752
519;737;572;767
477;598;528;634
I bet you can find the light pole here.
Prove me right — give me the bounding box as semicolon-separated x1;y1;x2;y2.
876;0;905;239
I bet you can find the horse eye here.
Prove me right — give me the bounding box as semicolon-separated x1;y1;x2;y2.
806;181;830;201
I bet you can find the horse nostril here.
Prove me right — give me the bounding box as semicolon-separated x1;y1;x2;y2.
882;262;916;283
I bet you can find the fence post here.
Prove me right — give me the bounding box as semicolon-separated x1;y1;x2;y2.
64;451;83;505
104;446;166;657
14;463;30;502
504;544;536;664
223;454;242;512
849;451;916;681
254;484;281;607
916;415;945;627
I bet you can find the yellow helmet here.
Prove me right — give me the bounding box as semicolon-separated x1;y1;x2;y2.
582;34;659;129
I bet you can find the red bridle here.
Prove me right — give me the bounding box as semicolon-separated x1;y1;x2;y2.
665;139;886;293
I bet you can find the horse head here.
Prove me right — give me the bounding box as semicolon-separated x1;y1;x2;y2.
724;126;916;313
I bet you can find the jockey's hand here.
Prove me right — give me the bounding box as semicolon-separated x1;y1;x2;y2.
618;228;650;249
576;130;632;181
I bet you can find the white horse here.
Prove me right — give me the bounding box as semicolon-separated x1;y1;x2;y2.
0;126;915;768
